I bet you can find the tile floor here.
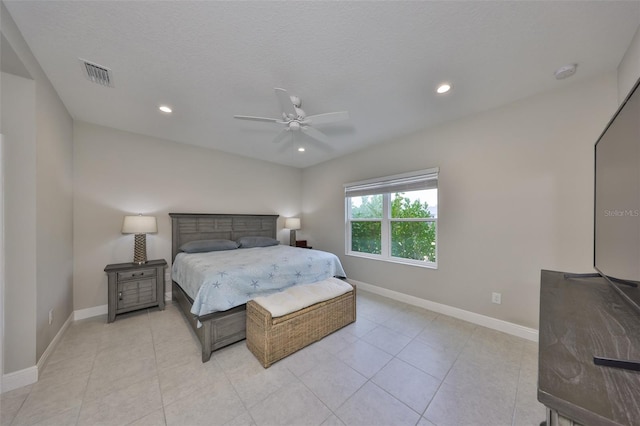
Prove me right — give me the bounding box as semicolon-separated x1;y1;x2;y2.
1;290;545;426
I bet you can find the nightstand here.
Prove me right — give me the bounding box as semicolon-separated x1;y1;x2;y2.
295;240;312;249
104;259;167;323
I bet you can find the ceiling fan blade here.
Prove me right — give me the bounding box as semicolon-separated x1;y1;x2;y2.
271;128;290;144
234;115;280;123
301;126;331;144
304;137;334;153
274;88;297;118
277;138;295;153
306;111;349;125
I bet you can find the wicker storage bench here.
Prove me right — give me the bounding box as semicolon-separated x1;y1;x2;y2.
246;281;356;368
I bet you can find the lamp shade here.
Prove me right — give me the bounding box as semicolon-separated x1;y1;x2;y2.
285;218;301;230
122;215;157;234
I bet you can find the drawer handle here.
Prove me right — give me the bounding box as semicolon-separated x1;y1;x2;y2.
118;291;122;300
132;272;144;277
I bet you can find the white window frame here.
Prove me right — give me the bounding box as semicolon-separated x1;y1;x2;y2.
344;168;438;269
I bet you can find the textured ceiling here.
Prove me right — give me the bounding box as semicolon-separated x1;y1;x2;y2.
4;1;640;168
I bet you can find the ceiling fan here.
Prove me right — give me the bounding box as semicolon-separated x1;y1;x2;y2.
234;88;349;151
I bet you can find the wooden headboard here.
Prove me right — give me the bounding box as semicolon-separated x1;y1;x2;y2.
169;213;279;261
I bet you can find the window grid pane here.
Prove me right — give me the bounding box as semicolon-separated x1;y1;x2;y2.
349;195;383;219
390;221;436;262
390;189;437;219
350;221;382;255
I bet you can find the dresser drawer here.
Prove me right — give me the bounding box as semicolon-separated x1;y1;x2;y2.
117;268;155;281
117;278;157;310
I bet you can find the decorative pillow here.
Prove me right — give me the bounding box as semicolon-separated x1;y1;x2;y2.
179;239;239;253
237;236;279;248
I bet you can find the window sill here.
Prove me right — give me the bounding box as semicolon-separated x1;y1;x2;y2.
346;252;437;269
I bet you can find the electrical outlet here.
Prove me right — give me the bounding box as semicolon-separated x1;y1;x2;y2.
491;292;502;304
48;309;54;325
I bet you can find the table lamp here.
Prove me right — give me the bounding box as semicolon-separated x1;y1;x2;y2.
122;214;157;264
285;217;301;247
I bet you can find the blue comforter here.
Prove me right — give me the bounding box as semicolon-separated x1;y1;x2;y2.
172;245;346;317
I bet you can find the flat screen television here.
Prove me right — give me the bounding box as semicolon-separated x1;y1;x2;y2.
594;76;640;313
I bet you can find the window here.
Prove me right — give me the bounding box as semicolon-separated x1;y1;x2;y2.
345;168;438;268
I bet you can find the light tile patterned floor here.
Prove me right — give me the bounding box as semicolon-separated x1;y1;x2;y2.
1;290;545;426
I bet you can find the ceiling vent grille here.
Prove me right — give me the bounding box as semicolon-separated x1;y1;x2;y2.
80;59;113;87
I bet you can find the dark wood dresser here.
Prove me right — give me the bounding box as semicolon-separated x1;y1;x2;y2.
538;270;640;426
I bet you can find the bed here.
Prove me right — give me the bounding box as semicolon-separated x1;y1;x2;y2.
169;213;346;362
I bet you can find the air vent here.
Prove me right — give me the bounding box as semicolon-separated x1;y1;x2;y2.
80;59;113;87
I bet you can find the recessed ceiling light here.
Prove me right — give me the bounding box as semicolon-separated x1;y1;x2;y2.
159;105;172;113
298;147;305;152
436;83;452;94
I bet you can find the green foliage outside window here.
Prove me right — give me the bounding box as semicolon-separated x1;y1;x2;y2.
351;221;382;254
350;194;382;255
350;193;436;262
351;194;383;219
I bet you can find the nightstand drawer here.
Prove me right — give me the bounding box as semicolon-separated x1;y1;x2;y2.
117;278;157;310
117;268;155;281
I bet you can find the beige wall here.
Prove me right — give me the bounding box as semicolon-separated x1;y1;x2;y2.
73;122;302;311
618;24;640;102
35;72;74;361
2;1;74;374
1;72;37;373
302;72;619;330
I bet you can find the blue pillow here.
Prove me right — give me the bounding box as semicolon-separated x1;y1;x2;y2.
179;239;239;253
237;236;279;248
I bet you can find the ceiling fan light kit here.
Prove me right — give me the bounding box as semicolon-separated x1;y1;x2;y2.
289;121;301;131
234;88;349;151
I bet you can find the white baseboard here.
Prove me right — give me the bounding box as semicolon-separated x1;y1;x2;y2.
348;279;538;342
2;312;75;393
74;304;107;321
1;366;38;393
36;313;73;375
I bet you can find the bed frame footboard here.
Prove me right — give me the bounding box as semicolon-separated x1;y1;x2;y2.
172;281;247;362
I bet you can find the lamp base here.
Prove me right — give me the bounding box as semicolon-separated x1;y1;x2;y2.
289;230;296;247
133;234;148;264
